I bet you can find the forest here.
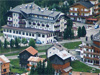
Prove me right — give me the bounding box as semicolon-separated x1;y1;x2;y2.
0;0;74;29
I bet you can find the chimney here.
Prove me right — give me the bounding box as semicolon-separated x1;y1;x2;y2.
10;7;12;10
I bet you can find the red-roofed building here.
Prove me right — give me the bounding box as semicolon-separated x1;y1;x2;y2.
19;46;38;68
0;55;10;75
27;56;45;71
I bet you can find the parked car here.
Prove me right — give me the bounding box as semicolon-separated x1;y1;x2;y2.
95;24;99;29
36;40;42;44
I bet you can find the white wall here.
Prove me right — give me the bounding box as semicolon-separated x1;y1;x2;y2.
47;46;59;58
13;13;19;27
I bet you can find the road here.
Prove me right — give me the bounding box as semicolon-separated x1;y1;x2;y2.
7;52;46;59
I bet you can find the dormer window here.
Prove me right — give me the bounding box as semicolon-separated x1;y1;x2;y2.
46;25;49;27
37;23;40;26
42;24;44;27
29;22;31;25
53;48;55;50
33;22;36;25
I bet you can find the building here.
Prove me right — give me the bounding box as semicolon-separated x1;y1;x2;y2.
3;2;67;44
27;56;45;71
46;43;67;58
81;31;100;66
49;50;72;75
19;46;38;68
68;0;100;24
0;55;10;75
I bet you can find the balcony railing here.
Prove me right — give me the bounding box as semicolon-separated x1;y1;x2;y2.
84;56;100;61
84;51;100;56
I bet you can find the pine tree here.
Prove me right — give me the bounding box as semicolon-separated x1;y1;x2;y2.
82;26;86;37
4;38;7;48
30;65;35;75
29;38;35;48
78;27;82;38
10;39;15;48
15;37;19;48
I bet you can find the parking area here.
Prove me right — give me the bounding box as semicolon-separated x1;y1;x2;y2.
74;22;100;37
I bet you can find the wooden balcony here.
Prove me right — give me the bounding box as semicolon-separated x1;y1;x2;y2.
84;56;99;61
83;46;92;49
94;7;100;11
95;3;100;6
84;51;100;56
27;68;30;71
27;64;32;67
69;10;78;13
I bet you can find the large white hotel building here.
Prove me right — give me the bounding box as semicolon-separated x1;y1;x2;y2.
3;2;67;44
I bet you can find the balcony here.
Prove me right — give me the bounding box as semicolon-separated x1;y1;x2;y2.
27;64;32;67
83;46;92;49
94;7;100;11
95;3;100;6
69;10;78;13
84;51;100;56
84;56;100;61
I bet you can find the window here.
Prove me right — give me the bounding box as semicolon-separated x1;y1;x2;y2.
38;34;40;37
32;34;34;37
19;31;21;34
53;48;55;50
42;35;45;38
7;29;8;32
13;30;15;33
9;30;11;33
37;23;40;26
46;25;49;27
29;33;31;36
29;22;31;25
23;32;25;35
33;22;36;25
26;33;28;36
42;24;44;27
3;69;6;72
16;31;18;34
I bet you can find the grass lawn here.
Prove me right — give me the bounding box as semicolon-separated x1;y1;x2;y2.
10;59;27;74
5;52;19;56
0;46;28;54
36;45;52;50
72;60;100;73
40;55;46;58
63;41;82;49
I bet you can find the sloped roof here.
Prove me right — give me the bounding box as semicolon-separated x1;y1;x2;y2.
28;56;45;62
72;1;94;9
9;2;60;17
0;55;10;63
20;46;38;55
56;50;72;60
93;31;100;42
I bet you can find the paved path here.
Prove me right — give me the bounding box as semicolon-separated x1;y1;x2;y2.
7;52;46;59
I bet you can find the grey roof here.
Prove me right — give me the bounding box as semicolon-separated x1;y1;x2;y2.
2;25;53;34
63;66;72;72
93;31;100;42
52;43;67;51
73;1;94;9
9;2;60;17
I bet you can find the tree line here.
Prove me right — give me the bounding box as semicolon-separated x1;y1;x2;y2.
0;38;35;49
64;19;86;39
30;60;54;75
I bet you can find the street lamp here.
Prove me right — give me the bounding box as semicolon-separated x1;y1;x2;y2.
0;61;2;75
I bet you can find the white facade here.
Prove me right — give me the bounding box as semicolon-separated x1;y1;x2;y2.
3;29;54;44
47;46;60;58
3;2;67;44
